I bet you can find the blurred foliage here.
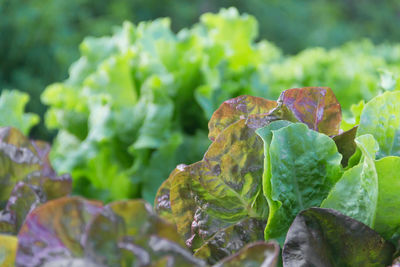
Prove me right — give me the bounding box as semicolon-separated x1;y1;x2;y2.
0;90;39;135
264;40;400;111
42;8;281;203
41;7;400;204
1;0;400;140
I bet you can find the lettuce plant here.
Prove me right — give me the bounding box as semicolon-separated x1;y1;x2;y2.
155;87;400;265
42;7;400;204
4;87;400;266
3;196;279;267
41;8;281;203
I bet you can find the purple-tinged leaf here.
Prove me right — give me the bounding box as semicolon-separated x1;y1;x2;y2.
16;197;103;267
0;127;72;235
154;164;188;224
194;218;265;264
16;197;206;267
208;95;277;141
271;87;342;136
85;200;205;266
282;208;394;267
168;119;268;251
213;241;280;267
0;127;41;208
1;182;40;234
391;257;400;267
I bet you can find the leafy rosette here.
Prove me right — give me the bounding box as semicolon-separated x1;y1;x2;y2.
321;91;400;243
155;87;400;265
155;88;346;262
155;95;277;263
10;196;279;267
41;7;282;204
0;127;72;235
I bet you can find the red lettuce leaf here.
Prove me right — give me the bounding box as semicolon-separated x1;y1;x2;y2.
283;207;394;267
208;95;277;141
271;87;341;136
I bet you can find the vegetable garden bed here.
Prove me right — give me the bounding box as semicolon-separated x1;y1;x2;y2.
1;87;400;266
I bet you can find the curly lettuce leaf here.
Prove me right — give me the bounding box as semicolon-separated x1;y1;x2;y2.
41;8;281;203
154;164;187;224
0;90;39;135
0;127;41;208
16;197;103;266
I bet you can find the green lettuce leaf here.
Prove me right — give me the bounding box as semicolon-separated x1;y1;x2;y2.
321;134;379;227
371;156;400;241
0;90;39;135
357;91;400;159
257;122;343;244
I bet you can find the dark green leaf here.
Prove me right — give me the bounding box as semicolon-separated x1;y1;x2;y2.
258;122;343;244
374;156;400;240
333;126;358;167
321;134;379;227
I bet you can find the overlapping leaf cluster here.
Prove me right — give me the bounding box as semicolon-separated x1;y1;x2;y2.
3;196;279;267
0;126;72;266
0;127;277;267
0;127;71;236
155;87;400;266
3;87;400;266
41;8;281;203
42;7;400;204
